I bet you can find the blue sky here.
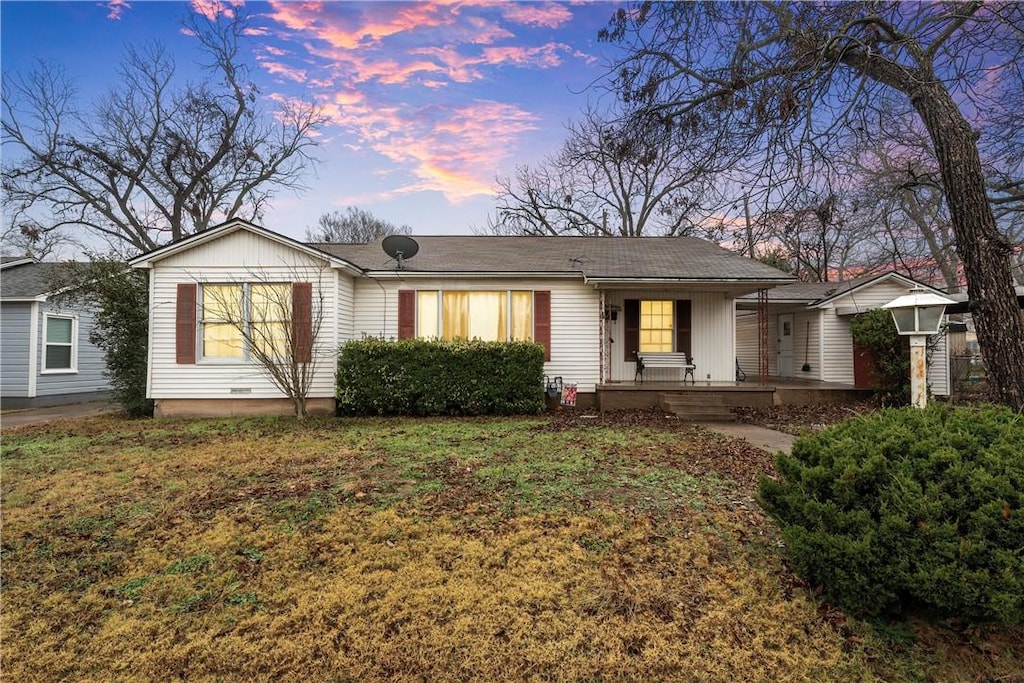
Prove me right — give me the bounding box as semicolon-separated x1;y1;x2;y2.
2;1;620;241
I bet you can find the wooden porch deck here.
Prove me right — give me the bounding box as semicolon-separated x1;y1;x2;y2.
596;378;872;412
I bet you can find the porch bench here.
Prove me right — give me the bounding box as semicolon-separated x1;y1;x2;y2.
635;352;696;384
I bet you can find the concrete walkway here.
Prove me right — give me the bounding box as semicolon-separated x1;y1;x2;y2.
699;421;797;454
1;401;120;430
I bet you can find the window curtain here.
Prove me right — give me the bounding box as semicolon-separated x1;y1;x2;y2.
250;283;291;357
203;285;244;358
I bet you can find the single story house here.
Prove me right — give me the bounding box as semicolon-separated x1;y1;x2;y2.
1;256;113;408
128;219;795;417
735;272;952;395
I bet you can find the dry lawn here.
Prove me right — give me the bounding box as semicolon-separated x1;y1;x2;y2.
2;413;1020;682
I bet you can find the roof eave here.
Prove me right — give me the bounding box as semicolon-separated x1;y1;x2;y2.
364;270;584;279
128;219;364;275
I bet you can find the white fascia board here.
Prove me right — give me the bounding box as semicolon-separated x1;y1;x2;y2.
0;257;38;270
1;296;49;302
128;220;363;275
812;273;945;309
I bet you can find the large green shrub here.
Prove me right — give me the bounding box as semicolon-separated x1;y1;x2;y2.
336;338;545;416
759;404;1024;625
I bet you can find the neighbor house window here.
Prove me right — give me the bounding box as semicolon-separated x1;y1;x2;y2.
200;283;292;359
43;314;77;372
639;300;674;352
415;290;534;342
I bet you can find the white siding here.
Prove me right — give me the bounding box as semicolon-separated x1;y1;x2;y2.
603;290;736;383
927;328;950;396
352;278;602;392
820;310;854;384
821;280;912;385
818;280;949;394
337;272;355;344
735;311;760;380
790;311;822;380
150;232;340;400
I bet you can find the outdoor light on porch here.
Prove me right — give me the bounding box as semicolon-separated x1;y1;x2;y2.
882;287;954;408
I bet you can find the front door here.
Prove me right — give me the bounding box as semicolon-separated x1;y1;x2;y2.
778;314;794;377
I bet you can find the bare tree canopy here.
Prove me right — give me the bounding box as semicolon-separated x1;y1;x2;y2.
602;1;1024;410
305;206;412;243
492;103;743;237
2;11;325;255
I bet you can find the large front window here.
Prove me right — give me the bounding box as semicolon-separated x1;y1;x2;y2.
201;283;291;359
415;290;534;342
639;300;674;352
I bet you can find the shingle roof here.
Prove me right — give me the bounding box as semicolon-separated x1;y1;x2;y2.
313;235;795;282
0;261;75;298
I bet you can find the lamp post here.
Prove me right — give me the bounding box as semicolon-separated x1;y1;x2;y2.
882;288;955;408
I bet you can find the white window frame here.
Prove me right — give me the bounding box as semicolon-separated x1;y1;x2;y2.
198;282;293;363
41;313;78;374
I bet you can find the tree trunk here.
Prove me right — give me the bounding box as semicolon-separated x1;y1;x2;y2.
911;83;1024;411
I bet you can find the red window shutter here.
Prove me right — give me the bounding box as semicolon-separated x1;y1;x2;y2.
292;282;313;363
175;283;197;364
397;290;415;339
675;299;692;358
534;290;551;361
624;299;639;362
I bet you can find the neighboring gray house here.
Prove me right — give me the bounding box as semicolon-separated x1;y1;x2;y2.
1;256;112;408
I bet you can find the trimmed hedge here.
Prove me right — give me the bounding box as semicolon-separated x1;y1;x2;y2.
759;404;1024;625
336;338;545;416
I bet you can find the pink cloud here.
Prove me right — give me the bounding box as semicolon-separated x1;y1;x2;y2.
254;1;588;203
191;0;245;22
105;0;131;20
258;58;308;83
501;3;573;28
321;99;538;202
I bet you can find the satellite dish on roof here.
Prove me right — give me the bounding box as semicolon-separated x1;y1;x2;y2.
382;235;419;270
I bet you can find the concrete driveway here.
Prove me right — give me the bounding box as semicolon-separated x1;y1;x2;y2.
1;401;120;430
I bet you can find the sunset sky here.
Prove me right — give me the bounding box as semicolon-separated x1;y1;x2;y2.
1;0;620;242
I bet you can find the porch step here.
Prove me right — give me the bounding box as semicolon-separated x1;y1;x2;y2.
659;393;735;422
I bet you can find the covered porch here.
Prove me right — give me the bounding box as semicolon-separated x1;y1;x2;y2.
595;282;771;386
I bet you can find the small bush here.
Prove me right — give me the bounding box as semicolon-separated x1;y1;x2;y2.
336;338;545;416
759;404;1024;625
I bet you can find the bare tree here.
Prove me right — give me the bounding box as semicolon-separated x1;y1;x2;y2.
492;104;733;237
602;1;1024;410
0;218;81;261
199;271;327;418
2;11;325;254
305;206;411;243
762;192;878;283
